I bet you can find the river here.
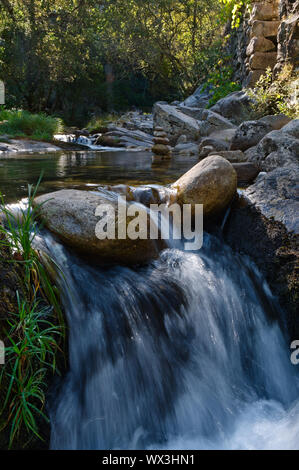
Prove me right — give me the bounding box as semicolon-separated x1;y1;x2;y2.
2;149;299;450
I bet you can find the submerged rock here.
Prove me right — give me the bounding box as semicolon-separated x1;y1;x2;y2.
172;155;237;217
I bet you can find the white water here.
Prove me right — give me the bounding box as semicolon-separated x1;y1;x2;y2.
39;228;299;450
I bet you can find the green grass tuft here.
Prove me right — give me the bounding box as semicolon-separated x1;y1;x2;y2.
0;108;64;141
0;176;65;448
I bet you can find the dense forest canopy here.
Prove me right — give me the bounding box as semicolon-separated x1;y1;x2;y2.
0;0;235;124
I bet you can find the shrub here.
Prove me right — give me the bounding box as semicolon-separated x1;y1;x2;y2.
0;109;64;140
247;65;299;119
204;59;242;107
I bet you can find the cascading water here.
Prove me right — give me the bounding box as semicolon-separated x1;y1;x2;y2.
37;218;299;450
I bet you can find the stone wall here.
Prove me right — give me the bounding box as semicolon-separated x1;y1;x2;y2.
229;0;299;87
276;0;299;72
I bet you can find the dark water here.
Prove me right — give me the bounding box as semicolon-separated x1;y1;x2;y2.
0;150;198;203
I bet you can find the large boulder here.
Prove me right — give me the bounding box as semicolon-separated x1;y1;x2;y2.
210;91;252;124
153;102;200;144
225;165;299;338
282;119;299;139
246;129;299;171
259;114;291;131
245;165;299;234
196;110;236;138
230;120;272;151
200;109;236;134
172;155;237;217
208;128;237;145
34;190;163;265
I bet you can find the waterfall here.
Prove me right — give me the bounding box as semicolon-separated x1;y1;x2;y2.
39;227;299;450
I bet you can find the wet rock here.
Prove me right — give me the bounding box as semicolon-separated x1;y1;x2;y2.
152;144;172;156
0;139;62;154
95;135;124;147
153;137;170;145
172;155;237;217
34;189;163;265
225;170;299;338
152;128;172;157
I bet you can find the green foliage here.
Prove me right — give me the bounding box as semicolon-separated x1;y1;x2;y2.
0;178;65;448
86;114;120;133
1;294;62;447
220;0;252;29
203;57;242;106
0;109;63;140
247;65;299;119
0;0;225;121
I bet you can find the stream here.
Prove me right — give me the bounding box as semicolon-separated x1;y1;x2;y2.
1;150;299;450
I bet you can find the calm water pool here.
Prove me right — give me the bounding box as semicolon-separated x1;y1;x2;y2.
0;150;198;203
